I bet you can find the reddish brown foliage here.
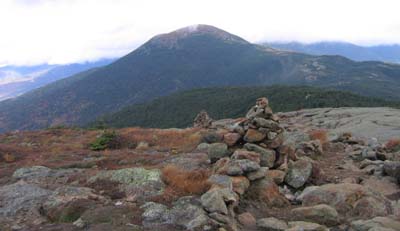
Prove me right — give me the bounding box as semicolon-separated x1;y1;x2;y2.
161;165;211;195
308;129;328;144
386;138;400;151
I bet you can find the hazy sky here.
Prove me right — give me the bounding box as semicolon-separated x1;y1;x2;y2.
1;0;400;66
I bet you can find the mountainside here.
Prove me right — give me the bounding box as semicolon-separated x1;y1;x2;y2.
265;41;400;63
0;59;114;101
1;24;400;132
91;86;400;129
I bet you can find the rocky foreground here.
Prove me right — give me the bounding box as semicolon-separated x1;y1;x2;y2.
0;102;400;231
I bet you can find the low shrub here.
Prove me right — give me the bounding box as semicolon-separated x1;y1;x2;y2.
90;130;120;151
386;138;400;152
308;129;328;144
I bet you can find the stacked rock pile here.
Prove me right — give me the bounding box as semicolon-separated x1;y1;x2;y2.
196;98;326;230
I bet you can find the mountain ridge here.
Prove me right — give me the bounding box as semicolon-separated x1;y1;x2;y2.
1;25;400;132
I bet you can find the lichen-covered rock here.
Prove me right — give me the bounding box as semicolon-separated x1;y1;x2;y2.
244;143;276;167
88;167;164;200
42;186;103;222
141;197;209;230
298;183;393;218
12;166;81;187
291;204;339;226
0;181;52;217
296;140;323;158
285;159;313;188
256;217;288;231
208;143;229;163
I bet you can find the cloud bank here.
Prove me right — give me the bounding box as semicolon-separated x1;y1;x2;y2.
1;0;400;66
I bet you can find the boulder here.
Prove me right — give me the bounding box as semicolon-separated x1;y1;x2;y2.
207;174;233;189
252;118;280;131
298;183;392;218
350;216;400;231
287;221;328;231
208;143;229;163
88;167;164;200
247;167;268;181
266;170;286;184
214;158;260;176
0;181;52;217
231;150;260;164
231;176;250;195
237;212;256;227
223;133;242;146
361;176;400;199
291;204;339;226
383;161;400;183
244;143;276;167
246;178;290;207
200;188;238;215
141;197;209;230
284;159;313;188
244;129;266;143
12;166;81;187
256;217;288;231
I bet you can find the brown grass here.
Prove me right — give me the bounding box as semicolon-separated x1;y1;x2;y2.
120;127;202;152
161;164;211;195
308;129;328;144
386;138;400;151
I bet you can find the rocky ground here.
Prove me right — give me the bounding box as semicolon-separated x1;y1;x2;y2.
0;104;400;231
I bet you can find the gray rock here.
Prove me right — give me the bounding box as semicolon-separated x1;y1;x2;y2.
287;221;328;231
252;118;280;131
0;181;52;217
244;143;276;167
362;147;377;160
284;159;313;188
291;204;339;226
208;143;229;163
247;167;268;181
89;167;164;200
383;161;400;183
12;166;81;187
257;217;288;231
200;188;237;215
196;142;210;151
141;197;209;230
207;174;233;189
350;216;400;231
298;183;392;218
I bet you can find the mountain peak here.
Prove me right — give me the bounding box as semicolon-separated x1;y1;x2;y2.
146;24;249;48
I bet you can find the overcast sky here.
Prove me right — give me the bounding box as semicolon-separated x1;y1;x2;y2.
1;0;400;66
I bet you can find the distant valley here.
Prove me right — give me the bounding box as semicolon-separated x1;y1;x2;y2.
0;59;115;101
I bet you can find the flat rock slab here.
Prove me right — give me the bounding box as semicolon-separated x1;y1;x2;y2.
280;107;400;142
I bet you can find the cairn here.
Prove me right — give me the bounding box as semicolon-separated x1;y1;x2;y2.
193;110;213;128
198;97;319;231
